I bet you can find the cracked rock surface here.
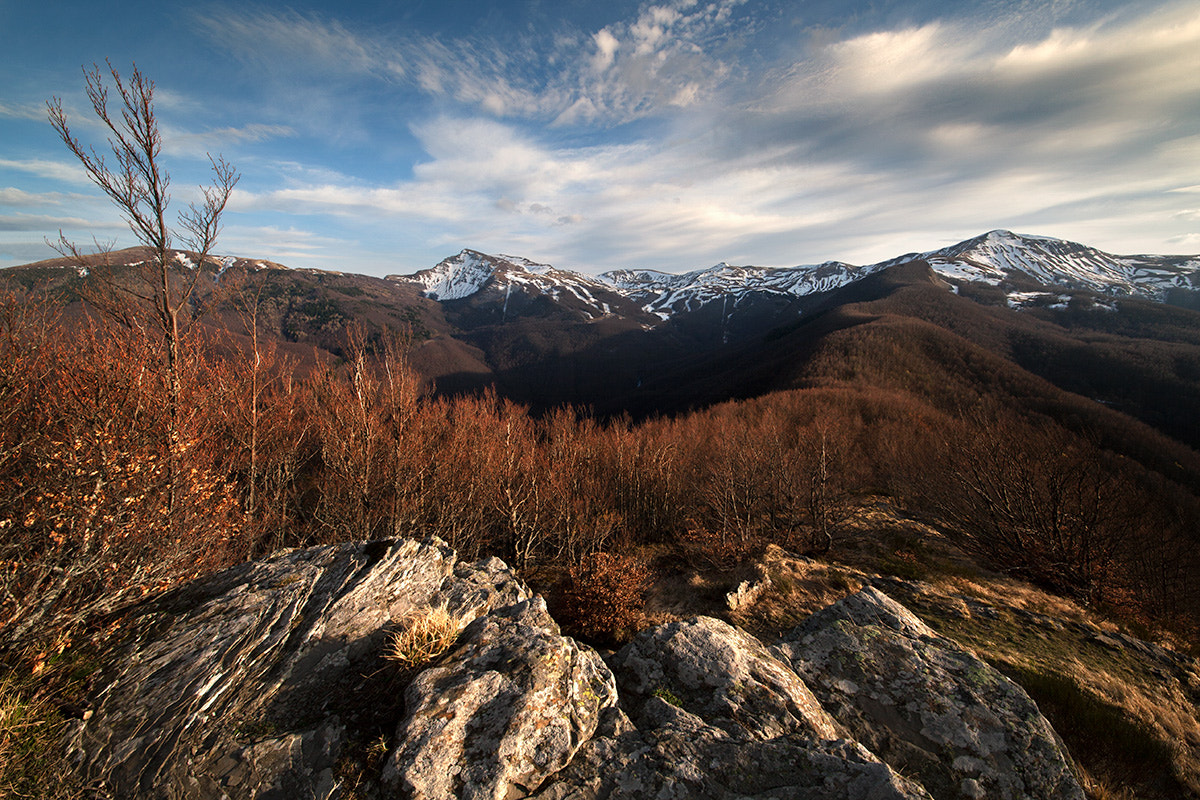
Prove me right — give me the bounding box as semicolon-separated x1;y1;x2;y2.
63;540;1086;800
773;586;1086;800
384;596;617;799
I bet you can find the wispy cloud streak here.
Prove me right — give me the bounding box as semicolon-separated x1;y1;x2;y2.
11;0;1194;273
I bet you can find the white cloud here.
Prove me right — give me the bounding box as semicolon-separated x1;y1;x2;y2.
195;8;382;78
592;29;620;72
162;123;295;157
0;158;90;185
220;224;352;264
187;0;1200;273
823;24;976;95
1168;233;1200;247
0;187;62;206
0;213;96;232
198;0;747;126
0;101;48;121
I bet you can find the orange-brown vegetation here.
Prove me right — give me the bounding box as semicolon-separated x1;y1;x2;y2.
1;281;1198;658
553;551;651;645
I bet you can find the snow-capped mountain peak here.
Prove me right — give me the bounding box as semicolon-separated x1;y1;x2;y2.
392;232;1200;322
920;230;1200;298
406;249;500;301
599;259;872;318
395;249;645;321
405;249;598;302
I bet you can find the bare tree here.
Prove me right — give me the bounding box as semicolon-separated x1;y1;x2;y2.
47;61;239;505
919;410;1130;603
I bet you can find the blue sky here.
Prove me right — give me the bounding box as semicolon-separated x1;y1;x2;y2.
2;0;1198;276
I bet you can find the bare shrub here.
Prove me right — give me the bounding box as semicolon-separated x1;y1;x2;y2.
48;62;238;513
915;408;1133;603
0;316;242;649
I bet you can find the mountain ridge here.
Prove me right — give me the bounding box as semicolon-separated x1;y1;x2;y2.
6;230;1200;446
385;230;1200;323
10;230;1199;320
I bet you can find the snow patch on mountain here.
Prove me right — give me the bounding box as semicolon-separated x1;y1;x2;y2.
409;250;498;301
399;249;635;320
393;231;1200;321
921;230;1200;299
600;260;873;317
1006;291;1071;310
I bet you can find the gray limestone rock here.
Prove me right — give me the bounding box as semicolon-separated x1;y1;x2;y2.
58;541;1088;800
609;615;841;741
530;615;932;800
63;537;527;799
773;586;1086;800
534;715;933;800
383;596;617;799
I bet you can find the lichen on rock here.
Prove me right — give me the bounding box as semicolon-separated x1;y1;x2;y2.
59;541;1089;800
382;596;617;799
774;586;1086;800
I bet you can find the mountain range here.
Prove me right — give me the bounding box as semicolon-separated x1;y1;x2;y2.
381;230;1200;450
398;229;1200;319
6;230;1200;454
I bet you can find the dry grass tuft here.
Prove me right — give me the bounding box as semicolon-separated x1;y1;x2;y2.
385;604;464;669
0;672;79;799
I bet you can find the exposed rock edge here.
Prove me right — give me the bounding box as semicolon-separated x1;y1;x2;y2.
64;538;1085;799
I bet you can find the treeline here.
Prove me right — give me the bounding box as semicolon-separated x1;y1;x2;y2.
1;288;1198;655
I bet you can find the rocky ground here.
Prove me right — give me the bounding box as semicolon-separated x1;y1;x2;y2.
52;532;1198;799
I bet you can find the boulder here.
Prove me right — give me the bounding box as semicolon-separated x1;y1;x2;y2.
533;615;931;800
532;703;934;800
773;586;1086;800
609;615;841;741
383;597;617;799
64;537;528;799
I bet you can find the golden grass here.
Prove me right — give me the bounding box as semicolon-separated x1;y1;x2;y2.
729;554;867;641
384;604;464;669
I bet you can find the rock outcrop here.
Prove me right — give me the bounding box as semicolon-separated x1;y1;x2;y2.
774;587;1086;800
384;597;616;799
65;538;529;799
64;538;1087;799
538;615;931;799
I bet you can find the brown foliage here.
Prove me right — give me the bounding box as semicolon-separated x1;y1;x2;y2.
0;297;243;650
554;551;651;645
2;279;1199;653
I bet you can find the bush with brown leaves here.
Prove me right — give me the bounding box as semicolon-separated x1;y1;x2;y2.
555;551;650;646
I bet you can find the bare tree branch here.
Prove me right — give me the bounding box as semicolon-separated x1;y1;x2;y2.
46;61;240;510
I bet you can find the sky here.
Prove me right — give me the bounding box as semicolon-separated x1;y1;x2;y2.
1;0;1198;277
